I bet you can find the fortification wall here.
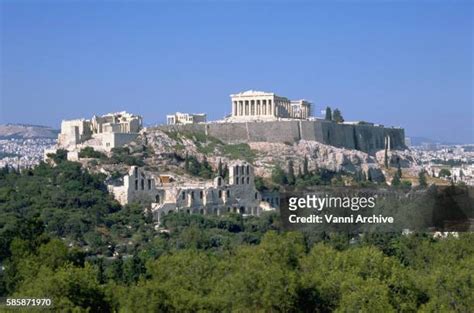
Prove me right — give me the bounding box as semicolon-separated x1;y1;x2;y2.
208;123;248;143
153;120;405;153
245;121;300;143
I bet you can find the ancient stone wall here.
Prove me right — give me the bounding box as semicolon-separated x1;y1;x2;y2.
154;120;405;153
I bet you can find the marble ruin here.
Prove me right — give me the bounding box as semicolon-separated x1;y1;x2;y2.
230;90;311;121
57;111;142;151
46;89;407;226
107;162;278;224
166;112;207;125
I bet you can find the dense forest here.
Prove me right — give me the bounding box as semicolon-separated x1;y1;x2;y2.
0;158;473;312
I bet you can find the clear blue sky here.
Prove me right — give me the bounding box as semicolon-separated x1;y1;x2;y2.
1;1;472;143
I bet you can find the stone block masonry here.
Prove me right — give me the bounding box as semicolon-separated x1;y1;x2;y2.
154;119;405;154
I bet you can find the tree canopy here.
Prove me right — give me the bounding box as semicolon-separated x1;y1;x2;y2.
1;153;472;312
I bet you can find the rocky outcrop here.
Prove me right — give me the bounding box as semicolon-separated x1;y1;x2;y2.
123;129;419;183
375;149;419;168
154;119;406;153
249;140;384;181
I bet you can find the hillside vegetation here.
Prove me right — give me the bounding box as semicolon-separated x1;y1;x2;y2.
0;157;473;312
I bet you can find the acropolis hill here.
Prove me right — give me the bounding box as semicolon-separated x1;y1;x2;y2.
157;119;405;154
156;90;406;154
54;90;406;155
44;90;414;222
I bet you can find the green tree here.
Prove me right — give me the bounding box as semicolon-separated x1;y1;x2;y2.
325;107;332;121
401;180;412;190
418;170;428;188
271;165;287;185
303;156;309;177
217;159;223;177
122;254;145;285
184;152;189;171
198;156;213;179
213;232;304;312
332;109;344;123
438;168;451;178
78;147;106;159
391;172;401;187
397;163;402;178
254;176;266;191
14;263;109;312
223;163;229;181
367;170;373;182
287;160;295;185
47;149;68;164
336;278;395;312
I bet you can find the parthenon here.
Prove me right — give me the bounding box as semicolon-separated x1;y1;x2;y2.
230;90;311;120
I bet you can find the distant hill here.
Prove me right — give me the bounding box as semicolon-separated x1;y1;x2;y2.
0;124;59;139
408;136;463;146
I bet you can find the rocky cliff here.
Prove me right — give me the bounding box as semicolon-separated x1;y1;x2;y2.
153;119;406;154
133;128;415;183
